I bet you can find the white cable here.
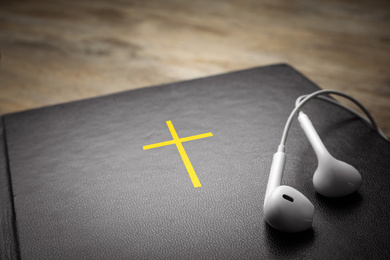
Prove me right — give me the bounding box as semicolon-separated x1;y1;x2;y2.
296;95;389;141
280;90;387;146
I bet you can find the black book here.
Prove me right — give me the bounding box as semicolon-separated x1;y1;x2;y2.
1;64;389;259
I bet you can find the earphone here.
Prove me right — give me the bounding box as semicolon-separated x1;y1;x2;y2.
263;90;388;233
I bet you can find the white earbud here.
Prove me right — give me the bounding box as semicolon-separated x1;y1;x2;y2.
263;90;377;233
263;145;315;233
297;111;362;197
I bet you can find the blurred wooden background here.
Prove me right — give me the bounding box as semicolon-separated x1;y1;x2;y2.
0;0;389;136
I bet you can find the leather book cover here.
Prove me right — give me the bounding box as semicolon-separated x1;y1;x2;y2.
1;64;390;259
0;118;19;260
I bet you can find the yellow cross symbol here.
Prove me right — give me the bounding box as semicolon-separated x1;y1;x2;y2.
143;121;213;188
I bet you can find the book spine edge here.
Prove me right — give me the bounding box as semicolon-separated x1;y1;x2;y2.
0;116;21;260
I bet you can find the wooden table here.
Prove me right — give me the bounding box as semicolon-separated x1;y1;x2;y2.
1;0;389;136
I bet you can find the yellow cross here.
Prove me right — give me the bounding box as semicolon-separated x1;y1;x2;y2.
143;121;213;188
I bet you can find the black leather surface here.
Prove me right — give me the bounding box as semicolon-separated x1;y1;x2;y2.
0;118;19;260
2;64;390;259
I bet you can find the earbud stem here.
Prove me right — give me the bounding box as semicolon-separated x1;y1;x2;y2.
264;144;286;207
298;111;330;158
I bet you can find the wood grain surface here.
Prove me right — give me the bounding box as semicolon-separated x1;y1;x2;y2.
0;0;389;136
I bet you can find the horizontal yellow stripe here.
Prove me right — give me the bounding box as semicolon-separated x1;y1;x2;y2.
180;132;213;143
143;132;213;150
143;140;176;150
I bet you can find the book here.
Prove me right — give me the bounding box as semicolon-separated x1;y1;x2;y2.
1;64;389;259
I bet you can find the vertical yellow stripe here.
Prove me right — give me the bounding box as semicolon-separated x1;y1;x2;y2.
166;121;202;188
166;121;180;140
